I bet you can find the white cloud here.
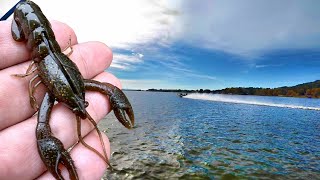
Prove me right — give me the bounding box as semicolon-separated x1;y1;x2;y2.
167;65;217;81
255;64;283;68
111;53;144;70
176;0;320;57
33;0;181;49
189;73;216;80
9;0;320;58
109;63;127;70
137;53;144;58
255;65;268;68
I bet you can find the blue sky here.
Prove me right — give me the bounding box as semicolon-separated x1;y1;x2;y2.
111;44;320;90
4;0;320;90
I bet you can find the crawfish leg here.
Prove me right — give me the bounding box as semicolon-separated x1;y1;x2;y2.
28;74;41;110
12;61;37;77
62;36;73;57
37;93;79;180
84;79;134;129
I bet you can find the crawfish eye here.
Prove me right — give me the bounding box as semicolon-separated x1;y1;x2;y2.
84;101;89;108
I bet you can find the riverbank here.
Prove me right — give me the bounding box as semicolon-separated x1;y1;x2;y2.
127;80;320;99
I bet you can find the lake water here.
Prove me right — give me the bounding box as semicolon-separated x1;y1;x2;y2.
101;91;320;179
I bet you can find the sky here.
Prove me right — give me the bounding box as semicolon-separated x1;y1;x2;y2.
2;0;320;90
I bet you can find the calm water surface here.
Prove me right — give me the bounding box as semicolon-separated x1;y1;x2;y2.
101;91;320;179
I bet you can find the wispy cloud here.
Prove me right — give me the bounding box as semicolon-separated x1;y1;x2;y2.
189;74;216;80
157;59;217;81
111;52;144;70
166;64;217;81
255;64;284;68
121;79;177;90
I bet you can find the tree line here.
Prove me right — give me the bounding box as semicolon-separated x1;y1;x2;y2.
147;80;320;98
208;80;320;98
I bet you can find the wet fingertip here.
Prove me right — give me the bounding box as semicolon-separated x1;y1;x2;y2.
51;20;78;47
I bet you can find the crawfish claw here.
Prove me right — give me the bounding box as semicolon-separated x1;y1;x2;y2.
84;79;135;129
110;87;135;129
37;136;78;180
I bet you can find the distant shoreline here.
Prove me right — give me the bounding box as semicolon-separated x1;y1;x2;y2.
124;80;320;99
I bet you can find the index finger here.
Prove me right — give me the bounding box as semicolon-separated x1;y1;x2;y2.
0;20;78;69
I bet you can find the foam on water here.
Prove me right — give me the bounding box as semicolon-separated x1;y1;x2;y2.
184;93;320;111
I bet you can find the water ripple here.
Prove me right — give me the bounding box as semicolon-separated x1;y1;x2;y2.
101;91;320;179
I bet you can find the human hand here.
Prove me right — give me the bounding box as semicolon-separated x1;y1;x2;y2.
0;20;120;179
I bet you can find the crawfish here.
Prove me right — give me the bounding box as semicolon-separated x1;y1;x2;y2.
11;1;134;179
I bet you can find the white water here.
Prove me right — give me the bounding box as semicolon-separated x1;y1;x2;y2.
184;93;320;111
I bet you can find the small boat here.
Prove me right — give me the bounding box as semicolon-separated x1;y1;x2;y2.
178;93;188;97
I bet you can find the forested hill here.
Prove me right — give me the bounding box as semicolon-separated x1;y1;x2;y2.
216;80;320;98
